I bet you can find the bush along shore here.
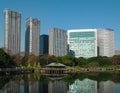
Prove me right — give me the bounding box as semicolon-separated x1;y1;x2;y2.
0;48;120;74
0;68;35;75
66;66;120;73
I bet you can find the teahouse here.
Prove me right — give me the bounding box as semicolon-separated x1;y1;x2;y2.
43;62;67;76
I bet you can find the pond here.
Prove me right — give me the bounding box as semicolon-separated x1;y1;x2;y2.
0;72;120;93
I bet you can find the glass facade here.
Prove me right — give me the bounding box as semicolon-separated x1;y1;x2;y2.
40;34;48;55
68;29;97;58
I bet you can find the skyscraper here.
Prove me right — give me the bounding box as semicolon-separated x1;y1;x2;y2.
68;29;97;58
4;9;21;55
25;18;40;56
40;34;49;55
68;28;114;58
97;28;114;57
49;28;67;56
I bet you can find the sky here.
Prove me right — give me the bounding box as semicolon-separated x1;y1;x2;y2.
0;0;120;51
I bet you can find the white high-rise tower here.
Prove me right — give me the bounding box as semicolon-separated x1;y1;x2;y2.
49;28;67;56
4;9;21;55
25;18;40;56
97;28;114;57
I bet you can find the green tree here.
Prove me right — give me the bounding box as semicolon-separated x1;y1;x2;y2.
12;54;23;66
98;56;112;66
77;57;87;67
0;48;16;68
26;55;39;67
39;55;57;66
87;62;99;67
110;55;120;65
56;56;62;63
87;56;112;66
61;55;75;66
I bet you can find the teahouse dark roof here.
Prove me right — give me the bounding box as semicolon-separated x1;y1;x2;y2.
46;62;66;67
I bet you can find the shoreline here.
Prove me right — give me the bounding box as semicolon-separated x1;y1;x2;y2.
66;67;120;73
37;66;120;74
0;66;120;75
0;68;34;75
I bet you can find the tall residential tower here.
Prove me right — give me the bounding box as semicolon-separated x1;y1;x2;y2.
25;18;40;56
97;28;114;57
49;28;67;56
4;9;21;55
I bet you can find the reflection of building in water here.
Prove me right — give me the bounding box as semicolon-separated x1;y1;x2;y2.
39;81;48;93
24;80;39;93
0;90;3;93
2;80;20;93
69;78;97;93
48;80;68;93
99;80;115;93
115;84;120;93
20;79;25;93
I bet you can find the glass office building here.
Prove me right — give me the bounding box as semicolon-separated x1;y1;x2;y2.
4;9;21;55
68;29;97;58
25;18;40;56
40;34;49;55
49;28;67;56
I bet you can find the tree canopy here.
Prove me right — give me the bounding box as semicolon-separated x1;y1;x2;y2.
0;47;120;68
0;48;16;68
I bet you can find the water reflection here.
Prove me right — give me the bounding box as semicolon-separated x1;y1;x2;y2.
0;73;120;93
69;79;97;93
2;80;20;93
99;80;115;93
24;79;39;93
48;80;68;93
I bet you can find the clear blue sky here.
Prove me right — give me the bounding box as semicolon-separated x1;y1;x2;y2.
0;0;120;51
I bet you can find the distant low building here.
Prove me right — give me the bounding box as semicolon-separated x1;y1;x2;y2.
20;51;25;57
115;50;120;55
